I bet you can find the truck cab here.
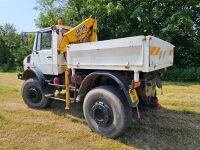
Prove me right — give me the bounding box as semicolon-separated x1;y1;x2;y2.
24;25;72;75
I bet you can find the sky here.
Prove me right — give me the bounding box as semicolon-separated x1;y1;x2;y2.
0;0;39;32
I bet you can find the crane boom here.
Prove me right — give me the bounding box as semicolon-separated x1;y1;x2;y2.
58;18;97;54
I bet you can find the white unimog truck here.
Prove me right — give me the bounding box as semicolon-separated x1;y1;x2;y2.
18;18;174;138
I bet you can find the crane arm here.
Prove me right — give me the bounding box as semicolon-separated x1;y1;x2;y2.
58;18;97;54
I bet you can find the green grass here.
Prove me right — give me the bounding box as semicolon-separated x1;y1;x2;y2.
0;73;200;150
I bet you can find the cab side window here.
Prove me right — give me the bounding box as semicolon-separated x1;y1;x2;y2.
36;31;52;50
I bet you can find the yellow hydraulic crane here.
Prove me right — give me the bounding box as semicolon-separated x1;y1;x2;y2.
58;18;97;110
58;18;97;54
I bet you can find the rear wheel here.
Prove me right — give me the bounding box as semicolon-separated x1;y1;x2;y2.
22;78;52;108
83;86;132;138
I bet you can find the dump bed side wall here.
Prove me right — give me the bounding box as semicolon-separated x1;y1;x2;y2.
68;36;145;71
67;36;174;72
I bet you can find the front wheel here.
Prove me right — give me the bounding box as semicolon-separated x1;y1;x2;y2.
22;78;52;108
83;86;132;138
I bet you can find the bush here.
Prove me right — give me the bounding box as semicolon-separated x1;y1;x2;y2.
197;68;200;82
0;64;16;72
163;67;200;82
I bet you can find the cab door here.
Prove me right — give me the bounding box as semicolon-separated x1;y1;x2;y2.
32;30;54;75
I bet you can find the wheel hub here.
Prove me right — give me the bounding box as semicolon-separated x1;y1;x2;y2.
27;87;42;103
91;101;112;126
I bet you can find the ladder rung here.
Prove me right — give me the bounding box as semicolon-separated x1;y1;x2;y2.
48;83;79;91
45;94;54;98
49;96;75;103
48;83;65;88
49;97;65;101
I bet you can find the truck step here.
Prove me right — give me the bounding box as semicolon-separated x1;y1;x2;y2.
45;94;54;98
48;96;76;103
45;80;52;83
47;83;79;92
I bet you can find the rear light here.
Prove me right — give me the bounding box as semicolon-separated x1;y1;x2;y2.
133;81;141;88
53;77;63;85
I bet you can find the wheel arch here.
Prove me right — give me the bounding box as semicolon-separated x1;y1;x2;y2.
22;68;45;86
78;72;133;107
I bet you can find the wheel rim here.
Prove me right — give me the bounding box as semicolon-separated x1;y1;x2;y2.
26;86;42;103
91;101;113;126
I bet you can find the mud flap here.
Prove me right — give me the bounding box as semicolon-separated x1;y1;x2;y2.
156;76;163;95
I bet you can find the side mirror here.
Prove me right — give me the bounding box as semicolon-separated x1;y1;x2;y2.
22;32;28;46
22;32;35;46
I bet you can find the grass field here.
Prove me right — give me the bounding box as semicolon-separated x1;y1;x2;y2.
0;73;199;150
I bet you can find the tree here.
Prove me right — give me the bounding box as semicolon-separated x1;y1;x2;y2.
0;24;20;71
0;24;34;71
15;34;34;71
34;0;68;27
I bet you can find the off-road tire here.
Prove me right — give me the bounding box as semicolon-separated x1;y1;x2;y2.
83;86;132;138
22;78;52;108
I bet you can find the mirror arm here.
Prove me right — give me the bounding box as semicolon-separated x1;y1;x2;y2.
33;50;39;54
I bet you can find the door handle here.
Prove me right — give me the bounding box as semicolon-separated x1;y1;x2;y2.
47;56;52;59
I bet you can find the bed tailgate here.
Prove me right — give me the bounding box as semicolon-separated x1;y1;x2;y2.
149;36;174;71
